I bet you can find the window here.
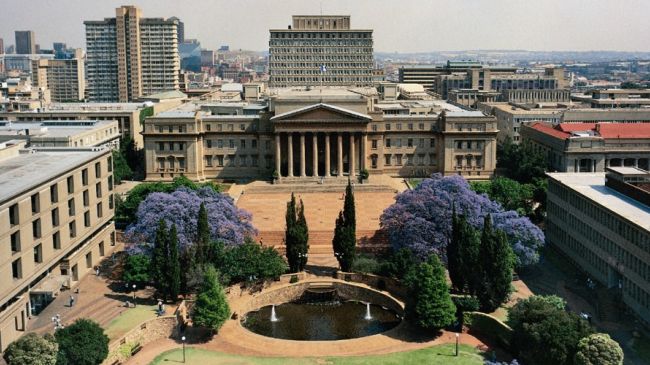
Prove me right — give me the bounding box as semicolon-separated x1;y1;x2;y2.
385;138;391;148
99;241;105;256
372;124;378;132
217;139;223;148
407;154;414;165
53;231;61;250
178;158;185;170
408;123;413;130
108;156;113;172
34;244;43;264
32;219;41;239
83;190;89;207
241;139;246;149
371;140;378;149
97;202;103;218
109;195;114;210
12;258;22;279
108;177;113;191
419;123;424;130
476;156;483;167
52;208;59;227
86;252;92;269
456;141;463;149
158;142;165;151
385;123;391;131
395;139;402;148
11;232;20;252
67;176;74;194
396;155;403;166
82;169;88;186
229;139;235;148
68;198;75;216
252;139;257;149
95;162;101;178
84;211;91;227
206;139;212;148
205;155;213;167
456;156;463;168
168;126;173;133
31;193;40;214
407;139;413;148
396;123;402;131
384;154;392;166
96;182;102;198
169;143;175;151
9;203;19;226
50;184;58;203
240;124;246;131
430;138;435;148
217;155;224;166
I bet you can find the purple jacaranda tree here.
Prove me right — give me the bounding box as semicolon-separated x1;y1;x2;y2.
125;187;256;254
380;174;544;267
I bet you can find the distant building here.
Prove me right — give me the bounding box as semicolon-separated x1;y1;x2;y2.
546;168;650;325
0;38;4;55
0;120;120;149
84;5;180;102
14;31;35;54
0;143;116;351
521;122;650;172
31;50;85;102
168;16;184;43
269;15;374;88
200;50;215;68
572;89;650;109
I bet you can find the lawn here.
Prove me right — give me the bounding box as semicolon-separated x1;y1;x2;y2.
105;304;159;340
150;344;486;365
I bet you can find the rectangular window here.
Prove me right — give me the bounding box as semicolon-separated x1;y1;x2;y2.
67;176;74;194
217;156;224;166
83;190;89;207
205;123;211;131
96;182;102;198
11;232;20;252
396;123;402;131
371;140;378;149
179;158;185;170
68;198;75;216
99;241;105;256
205;155;213;167
158;142;165;151
52;208;59;227
12;258;22;279
34;244;43;264
32;218;41;239
31;193;40;214
372;124;378;132
168;126;173;133
50;184;58;203
407;139;413;148
84;211;91;227
108;177;113;191
217;139;224;148
419;138;425;148
419;123;425;130
408;123;413;130
95;162;101;178
240;124;246;131
385;138;391;148
385;123;391;131
384;154;392;166
86;252;92;269
229;139;235;148
109;195;114;210
97;202;103;218
396;139;402;148
430;138;435;148
9;203;19;226
82;169;88;186
396;155;403;166
241;139;246;149
53;231;61;250
252;139;257;149
108;156;113;172
206;139;212;148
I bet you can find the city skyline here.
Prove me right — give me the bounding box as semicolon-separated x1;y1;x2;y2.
1;0;650;53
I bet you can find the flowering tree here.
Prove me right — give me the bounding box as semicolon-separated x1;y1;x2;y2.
380;174;544;267
125;187;256;253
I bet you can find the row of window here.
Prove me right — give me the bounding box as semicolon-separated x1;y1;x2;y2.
384;138;435;149
455;140;485;150
270;32;372;39
455;155;484;169
204;123;256;132
204;154;272;169
382;153;436;167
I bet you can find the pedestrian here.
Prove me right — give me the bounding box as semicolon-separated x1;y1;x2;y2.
158;299;163;313
95;266;100;276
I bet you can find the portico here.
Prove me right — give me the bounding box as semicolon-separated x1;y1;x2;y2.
271;103;371;179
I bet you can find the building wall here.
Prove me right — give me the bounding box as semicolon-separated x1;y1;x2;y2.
85;20;119;102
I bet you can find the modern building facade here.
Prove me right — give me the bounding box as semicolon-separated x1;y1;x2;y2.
31;50;85;102
572;89;650;109
521;122;650;172
84;6;180;102
0;144;116;350
547;168;650;325
269;15;374;88
14;31;35;55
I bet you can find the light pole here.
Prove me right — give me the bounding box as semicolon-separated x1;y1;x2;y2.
455;332;460;356
181;336;186;363
132;284;136;307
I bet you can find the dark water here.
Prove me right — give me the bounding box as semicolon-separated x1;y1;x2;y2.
242;301;401;340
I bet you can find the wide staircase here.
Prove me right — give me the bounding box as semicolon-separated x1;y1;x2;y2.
244;181;397;195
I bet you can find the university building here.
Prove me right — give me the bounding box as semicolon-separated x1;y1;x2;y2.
0;142;117;350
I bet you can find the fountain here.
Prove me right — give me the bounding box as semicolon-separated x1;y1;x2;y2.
364;302;372;320
270;305;278;322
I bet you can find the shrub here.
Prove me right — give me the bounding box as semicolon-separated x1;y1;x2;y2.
351;255;381;274
192;266;230;332
219;241;287;284
574;333;623;365
451;295;480;312
3;333;58;365
121;254;150;285
55;319;109;365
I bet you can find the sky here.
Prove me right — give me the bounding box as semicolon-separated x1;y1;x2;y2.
1;0;649;53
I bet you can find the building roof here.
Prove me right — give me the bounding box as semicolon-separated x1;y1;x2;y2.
446;110;486;118
547;172;650;231
0;148;108;204
596;123;650;139
0;120;117;139
270;103;371;121
557;123;595;132
529;122;570;139
141;90;187;100
530;122;650;140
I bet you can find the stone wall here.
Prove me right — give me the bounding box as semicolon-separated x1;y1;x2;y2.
103;316;178;365
335;272;408;299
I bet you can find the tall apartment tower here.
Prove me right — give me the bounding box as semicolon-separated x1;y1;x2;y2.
84;6;180;102
15;31;36;54
169;17;184;43
31;49;86;102
269;15;374;88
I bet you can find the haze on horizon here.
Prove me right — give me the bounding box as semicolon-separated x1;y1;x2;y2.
1;0;649;54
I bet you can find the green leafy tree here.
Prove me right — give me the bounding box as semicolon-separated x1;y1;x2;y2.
121;254;150;285
380;248;416;280
150;219;169;298
477;214;514;312
196;202;210;264
220;240;287;284
471;177;535;216
497;138;548;184
192;266;230;332
111;149;132;185
54;319;109;365
3;333;58;365
508;295;567;329
167;224;182;300
574;333;624;365
404;255;456;330
459;215;482;295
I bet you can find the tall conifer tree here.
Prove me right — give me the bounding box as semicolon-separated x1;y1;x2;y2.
168;224;182;301
296;199;309;271
151;219;169;298
477;214;515;311
196;202;210;264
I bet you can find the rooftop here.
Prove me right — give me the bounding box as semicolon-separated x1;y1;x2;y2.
548;172;650;231
0;120;118;138
529;122;650;140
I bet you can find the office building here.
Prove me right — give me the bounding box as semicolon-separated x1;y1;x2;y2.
31;49;85;102
84;5;180;102
0;120;120;149
14;31;35;55
0;144;116;350
572;89;650;109
0;38;4;55
546;168;650;324
521;122;650;172
269;15;374;88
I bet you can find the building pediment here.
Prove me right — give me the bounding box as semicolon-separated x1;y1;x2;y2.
271;103;371;123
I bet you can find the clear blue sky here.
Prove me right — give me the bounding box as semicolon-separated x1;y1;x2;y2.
1;0;649;53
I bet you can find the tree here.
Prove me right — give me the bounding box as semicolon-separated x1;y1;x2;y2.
343;179;356;231
574;333;623;365
476;215;514;312
125;186;256;251
111;149;132;185
380;174;544;267
471;177;535;217
453;213;481;295
284;193;300;272
333;180;357;271
220;240;287;284
150;219;169;298
447;208;463;291
403;255;456;330
192;266;230;332
507;295;567;329
295;199;309;271
167;224;182;300
55;319;109;365
121;254;150;285
380;248;416;280
3;333;58;365
195;202;210;264
497;139;548;184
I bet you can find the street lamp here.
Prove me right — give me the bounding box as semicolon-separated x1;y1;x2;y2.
132;284;136;307
455;332;460;356
181;336;186;363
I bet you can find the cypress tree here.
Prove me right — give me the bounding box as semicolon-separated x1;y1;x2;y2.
459;215;481;296
285;193;300;272
333;181;357;271
447;206;464;291
343;179;356;231
332;211;344;268
296;199;309;271
196;202;210;264
477;214;515;312
151;219;169;298
168;224;181;301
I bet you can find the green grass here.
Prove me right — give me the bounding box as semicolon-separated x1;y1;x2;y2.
105;304;159;340
632;334;650;364
150;344;485;365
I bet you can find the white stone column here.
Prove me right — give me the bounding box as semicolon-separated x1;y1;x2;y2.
275;133;281;177
325;133;331;177
349;133;356;177
337;133;343;177
361;133;367;170
312;133;318;177
300;132;306;177
287;133;294;177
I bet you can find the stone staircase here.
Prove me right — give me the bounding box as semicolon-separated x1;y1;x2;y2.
245;182;397;194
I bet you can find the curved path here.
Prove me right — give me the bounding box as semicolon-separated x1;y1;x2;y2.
125;277;489;364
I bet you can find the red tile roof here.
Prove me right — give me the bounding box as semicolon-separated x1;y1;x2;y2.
529;122;570;139
557;123;595;132
596;123;650;139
